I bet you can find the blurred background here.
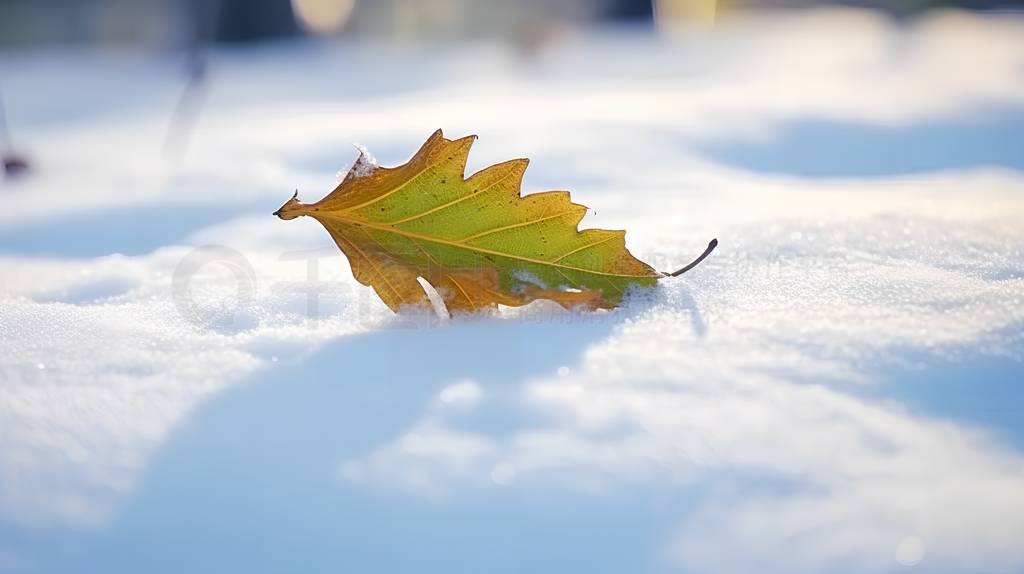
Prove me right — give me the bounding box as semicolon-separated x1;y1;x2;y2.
0;0;1022;50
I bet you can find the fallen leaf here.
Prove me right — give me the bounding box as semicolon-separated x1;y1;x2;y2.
275;129;714;315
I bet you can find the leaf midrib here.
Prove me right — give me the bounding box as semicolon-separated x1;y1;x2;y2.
316;212;659;280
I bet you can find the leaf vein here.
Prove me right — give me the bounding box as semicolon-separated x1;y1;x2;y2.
383;167;516;225
550;235;618;263
458;210;573;243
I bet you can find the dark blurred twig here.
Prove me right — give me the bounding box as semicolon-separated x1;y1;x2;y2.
163;0;221;161
163;53;208;160
0;86;30;177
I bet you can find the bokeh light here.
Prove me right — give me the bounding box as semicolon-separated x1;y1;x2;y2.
895;536;927;566
290;0;356;35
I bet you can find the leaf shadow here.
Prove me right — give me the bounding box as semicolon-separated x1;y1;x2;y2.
672;287;707;338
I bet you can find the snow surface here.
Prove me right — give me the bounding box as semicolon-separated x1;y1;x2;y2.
1;8;1024;574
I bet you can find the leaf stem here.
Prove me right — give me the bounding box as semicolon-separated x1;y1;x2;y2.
667;239;718;277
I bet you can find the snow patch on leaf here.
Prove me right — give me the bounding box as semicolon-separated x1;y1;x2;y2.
511;269;549;290
351;143;377;178
335;165;350;184
335;144;378;183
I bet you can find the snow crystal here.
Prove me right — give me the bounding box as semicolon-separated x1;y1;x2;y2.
333;144;377;183
334;164;350;184
350;143;377;178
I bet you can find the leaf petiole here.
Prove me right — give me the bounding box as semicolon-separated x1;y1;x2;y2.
666;239;718;277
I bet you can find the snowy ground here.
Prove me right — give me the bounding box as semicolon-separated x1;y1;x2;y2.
2;9;1024;573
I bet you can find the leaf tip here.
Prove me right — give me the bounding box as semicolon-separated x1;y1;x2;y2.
274;190;306;220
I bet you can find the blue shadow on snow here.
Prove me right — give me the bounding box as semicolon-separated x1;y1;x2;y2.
697;113;1024;177
0;202;266;259
77;319;692;574
877;357;1024;452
